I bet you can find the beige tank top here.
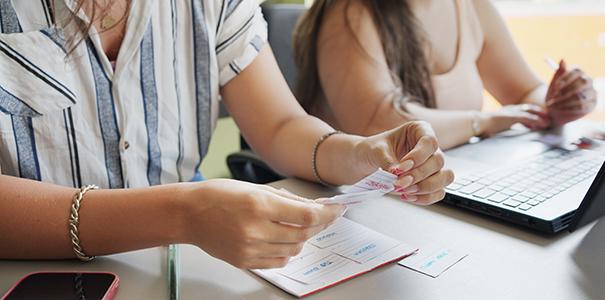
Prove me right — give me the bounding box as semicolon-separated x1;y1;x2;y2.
312;0;486;128
432;0;485;111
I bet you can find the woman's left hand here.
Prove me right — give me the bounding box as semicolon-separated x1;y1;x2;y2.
355;121;455;206
545;60;597;126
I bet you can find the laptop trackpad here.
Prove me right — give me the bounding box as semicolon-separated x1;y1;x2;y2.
445;131;550;168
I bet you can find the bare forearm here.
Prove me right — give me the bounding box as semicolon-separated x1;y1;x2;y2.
348;101;476;150
256;114;365;185
404;104;479;149
336;94;478;150
221;46;369;185
0;175;187;259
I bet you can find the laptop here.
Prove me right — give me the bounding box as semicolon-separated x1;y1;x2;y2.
443;124;605;234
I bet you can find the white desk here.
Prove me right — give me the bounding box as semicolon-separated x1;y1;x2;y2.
0;247;168;299
2;179;605;299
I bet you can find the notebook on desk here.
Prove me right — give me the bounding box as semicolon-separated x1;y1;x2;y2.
251;218;417;298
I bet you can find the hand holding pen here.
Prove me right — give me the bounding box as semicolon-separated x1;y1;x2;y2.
545;58;597;126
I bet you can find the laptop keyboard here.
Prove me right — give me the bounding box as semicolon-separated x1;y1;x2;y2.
446;149;603;212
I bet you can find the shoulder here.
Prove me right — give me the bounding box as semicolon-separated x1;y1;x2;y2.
315;0;389;78
469;0;506;28
318;0;380;48
199;0;260;31
470;0;498;13
321;0;374;31
468;0;511;46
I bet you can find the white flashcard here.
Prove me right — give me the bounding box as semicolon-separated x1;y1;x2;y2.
342;168;398;194
309;218;365;249
281;253;350;284
310;218;401;264
327;230;400;263
277;248;332;278
289;242;320;262
398;246;468;278
318;189;385;206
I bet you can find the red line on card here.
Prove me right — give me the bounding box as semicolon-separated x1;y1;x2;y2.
298;252;417;298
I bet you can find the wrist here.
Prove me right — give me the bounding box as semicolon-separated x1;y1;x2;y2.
316;133;365;185
156;182;199;245
177;179;230;245
77;184;196;255
176;182;203;245
473;112;492;137
350;135;376;180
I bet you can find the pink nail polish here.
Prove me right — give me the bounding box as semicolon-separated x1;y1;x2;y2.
395;187;406;193
391;168;405;176
400;193;408;201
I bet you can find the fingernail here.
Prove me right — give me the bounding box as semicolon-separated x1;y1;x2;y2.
404;185;419;194
400;160;414;172
390;168;405;176
406;195;418;202
397;175;414;188
394;187;406;193
400;193;408;201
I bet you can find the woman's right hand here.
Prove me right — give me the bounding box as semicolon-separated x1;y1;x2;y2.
181;179;345;269
479;104;551;136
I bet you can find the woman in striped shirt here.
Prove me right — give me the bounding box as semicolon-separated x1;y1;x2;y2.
0;0;453;269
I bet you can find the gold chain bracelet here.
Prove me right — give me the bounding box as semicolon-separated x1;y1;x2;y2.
69;184;99;262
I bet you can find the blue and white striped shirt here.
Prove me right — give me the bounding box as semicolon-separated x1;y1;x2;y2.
0;0;267;188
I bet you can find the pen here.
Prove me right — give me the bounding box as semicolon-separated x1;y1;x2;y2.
168;244;180;300
545;57;559;71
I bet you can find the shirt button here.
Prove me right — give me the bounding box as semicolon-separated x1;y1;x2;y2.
124;141;130;150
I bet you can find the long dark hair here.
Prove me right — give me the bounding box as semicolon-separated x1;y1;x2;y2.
293;0;435;113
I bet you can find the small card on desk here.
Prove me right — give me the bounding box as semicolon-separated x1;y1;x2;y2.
398;246;468;278
252;218;417;297
322;219;400;263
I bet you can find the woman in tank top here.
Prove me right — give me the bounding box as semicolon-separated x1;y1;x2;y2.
294;0;597;149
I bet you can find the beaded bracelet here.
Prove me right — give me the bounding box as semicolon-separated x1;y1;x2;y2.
311;131;343;187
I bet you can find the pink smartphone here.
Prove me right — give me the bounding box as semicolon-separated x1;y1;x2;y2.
1;271;119;300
